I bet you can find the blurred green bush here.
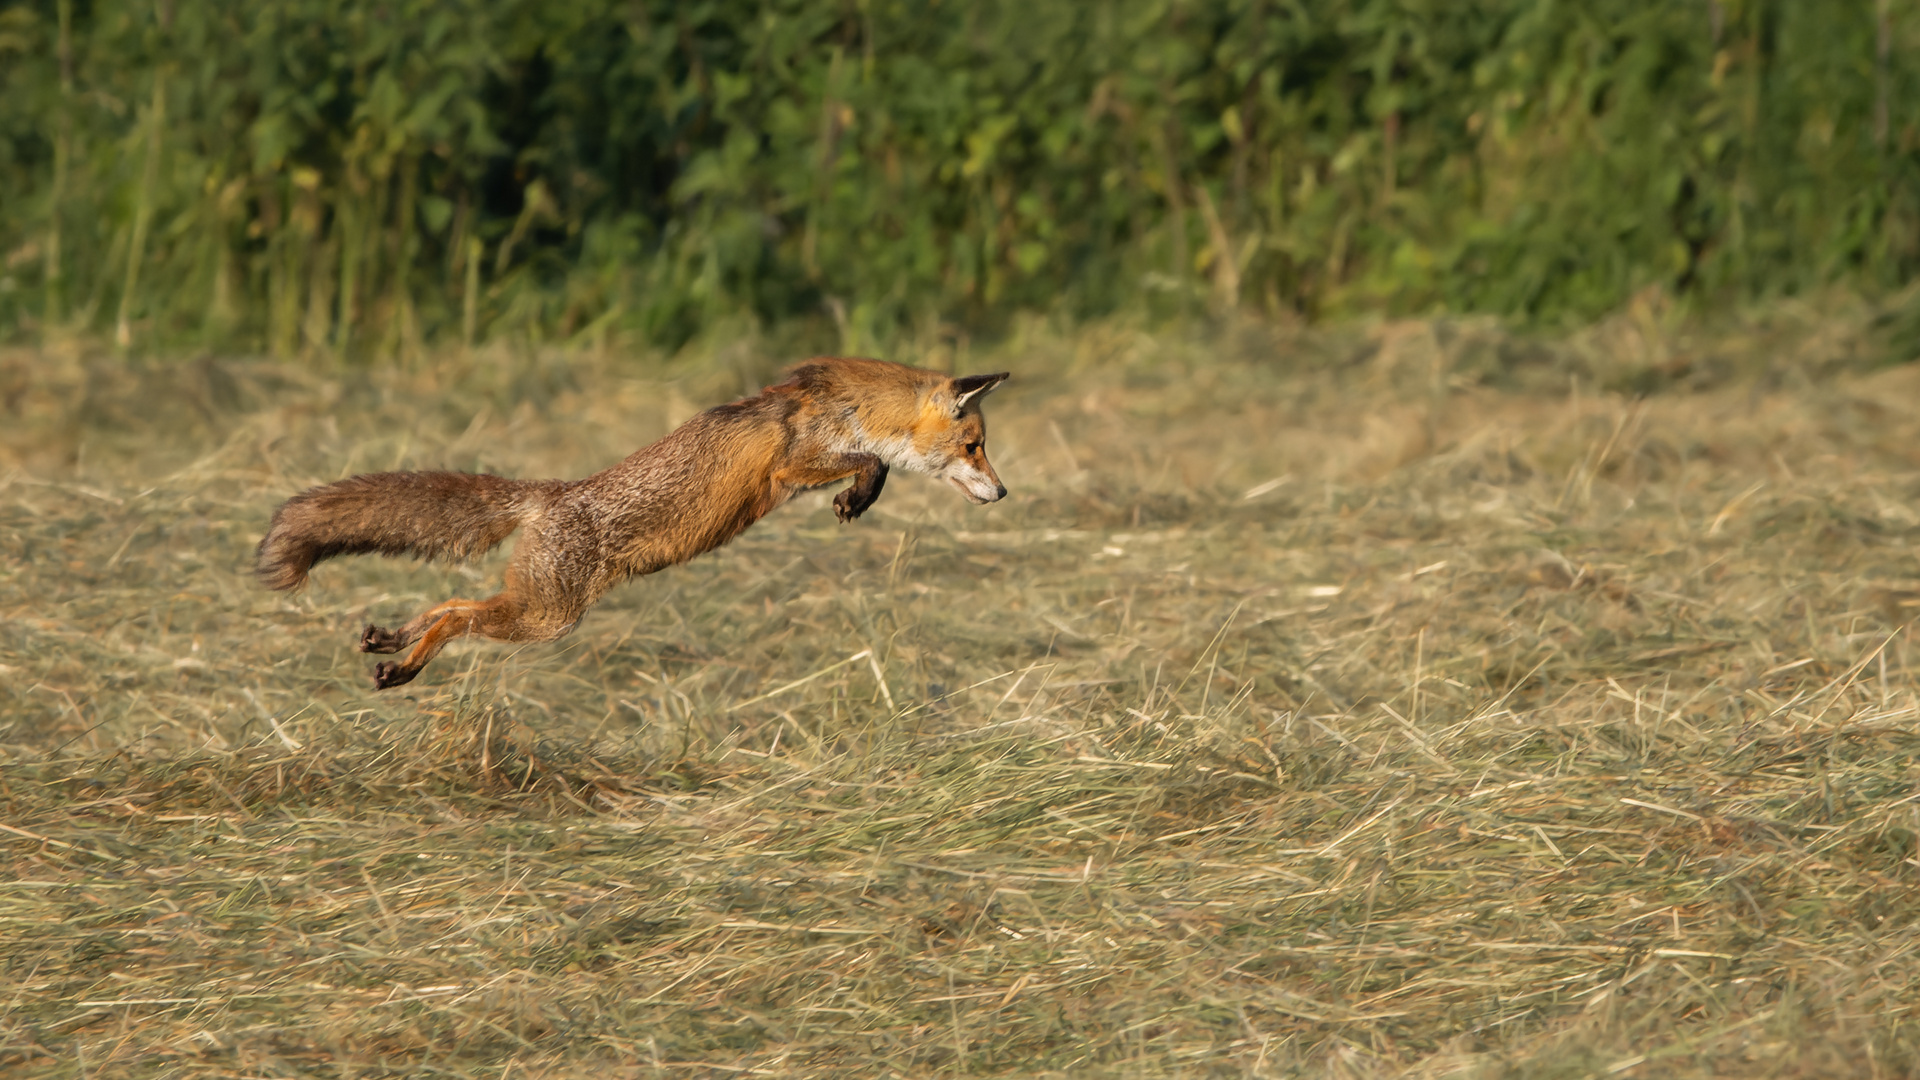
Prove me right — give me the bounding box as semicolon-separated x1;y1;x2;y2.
1;0;1915;356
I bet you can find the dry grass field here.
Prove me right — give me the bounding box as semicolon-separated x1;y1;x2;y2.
2;302;1919;1078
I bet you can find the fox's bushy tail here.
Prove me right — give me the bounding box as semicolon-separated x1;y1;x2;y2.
256;471;558;591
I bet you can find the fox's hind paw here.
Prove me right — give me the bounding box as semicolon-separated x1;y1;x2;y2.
371;661;419;690
360;624;406;654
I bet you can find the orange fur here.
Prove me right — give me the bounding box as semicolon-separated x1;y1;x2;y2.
257;358;1009;689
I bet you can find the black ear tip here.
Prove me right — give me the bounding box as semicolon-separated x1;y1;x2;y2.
952;371;1011;395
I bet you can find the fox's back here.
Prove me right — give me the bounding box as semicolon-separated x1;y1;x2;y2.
555;393;798;578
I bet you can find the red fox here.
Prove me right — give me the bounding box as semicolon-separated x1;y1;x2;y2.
258;358;1009;689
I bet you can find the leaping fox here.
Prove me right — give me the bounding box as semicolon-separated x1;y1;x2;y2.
257;358;1009;689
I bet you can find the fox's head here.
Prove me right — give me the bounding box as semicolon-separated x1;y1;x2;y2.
928;372;1011;504
878;371;1010;504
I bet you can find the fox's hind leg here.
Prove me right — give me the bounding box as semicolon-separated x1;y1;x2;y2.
360;620;422;654
360;595;495;654
356;508;606;689
366;592;588;690
360;602;466;653
368;597;503;689
363;570;598;689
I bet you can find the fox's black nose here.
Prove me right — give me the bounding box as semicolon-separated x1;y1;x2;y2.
994;483;1008;500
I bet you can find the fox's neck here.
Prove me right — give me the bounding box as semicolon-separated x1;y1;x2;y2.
845;411;942;476
791;386;939;476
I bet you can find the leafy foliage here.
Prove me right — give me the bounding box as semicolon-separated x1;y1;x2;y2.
1;0;1917;354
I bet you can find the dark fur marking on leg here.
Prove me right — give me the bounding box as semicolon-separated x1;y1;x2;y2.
833;459;888;522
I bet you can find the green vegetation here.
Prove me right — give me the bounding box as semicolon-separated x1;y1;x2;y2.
2;1;1917;356
3;311;1919;1075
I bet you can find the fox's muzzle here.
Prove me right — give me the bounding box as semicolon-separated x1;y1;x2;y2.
951;470;1007;504
958;482;1008;504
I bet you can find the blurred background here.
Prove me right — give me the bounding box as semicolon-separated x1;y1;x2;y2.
2;0;1918;360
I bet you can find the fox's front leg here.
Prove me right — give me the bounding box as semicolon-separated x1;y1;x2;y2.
832;455;888;522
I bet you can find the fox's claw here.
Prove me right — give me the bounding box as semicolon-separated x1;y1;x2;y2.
371;661;419;690
360;624;406;654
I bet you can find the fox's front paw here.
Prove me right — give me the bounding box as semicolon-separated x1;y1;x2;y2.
833;489;863;523
360;624;405;654
371;661;418;690
834;486;878;522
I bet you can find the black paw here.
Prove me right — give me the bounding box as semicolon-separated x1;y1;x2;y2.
372;661;418;690
360;624;405;654
834;488;872;523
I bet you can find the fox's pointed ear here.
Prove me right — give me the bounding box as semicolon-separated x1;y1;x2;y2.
949;372;1010;414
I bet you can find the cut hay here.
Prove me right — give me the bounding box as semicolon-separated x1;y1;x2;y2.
2;308;1918;1076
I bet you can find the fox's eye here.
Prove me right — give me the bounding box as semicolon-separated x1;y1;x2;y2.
965;441;982;455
